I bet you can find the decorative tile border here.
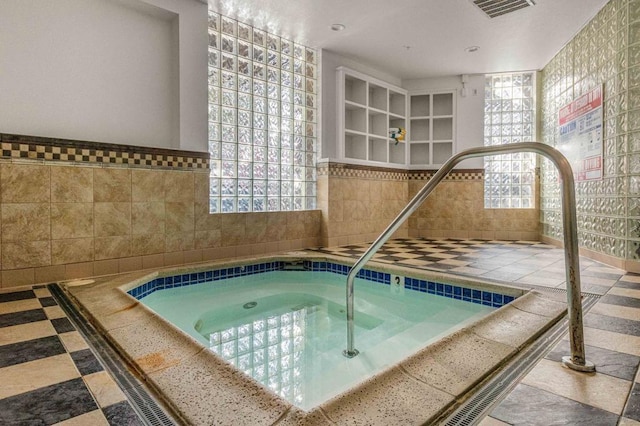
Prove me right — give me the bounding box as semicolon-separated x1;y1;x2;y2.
407;169;485;181
128;260;515;308
317;162;484;182
317;163;407;180
0;133;210;170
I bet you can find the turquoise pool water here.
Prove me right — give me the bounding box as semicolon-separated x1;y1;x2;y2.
140;270;496;410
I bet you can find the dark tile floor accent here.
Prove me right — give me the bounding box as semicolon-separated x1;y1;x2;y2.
0;378;98;425
624;382;640;422
546;341;640;381
51;316;76;334
583;313;640;336
600;294;640;309
0;290;35;302
39;296;57;307
71;348;105;376
0;335;66;368
0;286;144;425
103;400;145;426
491;383;620;426
616;280;640;290
0;308;47;327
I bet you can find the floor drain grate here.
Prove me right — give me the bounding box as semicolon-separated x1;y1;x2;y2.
440;293;599;426
49;284;179;426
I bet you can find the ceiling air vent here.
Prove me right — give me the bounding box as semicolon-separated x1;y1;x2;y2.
472;0;536;18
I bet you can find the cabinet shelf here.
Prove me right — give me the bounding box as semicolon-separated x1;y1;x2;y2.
408;91;455;167
338;68;454;168
345;75;366;105
345;100;365;110
338;66;408;166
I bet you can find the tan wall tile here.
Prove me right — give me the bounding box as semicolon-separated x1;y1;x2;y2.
220;213;246;246
131;202;165;235
0;164;50;203
245;213;267;243
165;202;194;233
95;236;131;260
285;217;304;238
142;254;164;270
64;262;94;279
118;257;142;273
195;230;221;249
131;169;165;202
183;250;203;264
131;234;165;256
2;241;50;269
94;168;131;202
51;203;93;239
250;243;268;256
2;203;50;241
94;259;119;277
195;204;220;231
51;238;93;265
263;241;280;254
163;251;184;266
194;172;210;203
94;203;131;237
2;268;35;288
236;245;253;257
34;265;66;284
265;212;286;241
165;233;194;252
328;201;343;222
164;170;195;203
51;166;93;202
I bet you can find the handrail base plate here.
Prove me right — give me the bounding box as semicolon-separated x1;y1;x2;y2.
562;355;596;372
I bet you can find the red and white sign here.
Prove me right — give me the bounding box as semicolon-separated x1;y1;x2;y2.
558;86;604;181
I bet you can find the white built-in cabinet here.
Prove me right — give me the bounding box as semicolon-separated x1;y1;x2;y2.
408;91;455;167
337;67;408;166
337;66;456;168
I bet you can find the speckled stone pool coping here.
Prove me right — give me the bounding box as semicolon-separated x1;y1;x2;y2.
63;252;568;425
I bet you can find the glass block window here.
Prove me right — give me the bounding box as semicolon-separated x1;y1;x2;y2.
484;72;536;208
207;7;318;213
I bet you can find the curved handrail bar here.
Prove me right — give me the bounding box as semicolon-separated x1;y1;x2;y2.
343;142;595;372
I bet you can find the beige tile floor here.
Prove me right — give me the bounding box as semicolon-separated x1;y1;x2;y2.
0;286;139;425
0;237;639;425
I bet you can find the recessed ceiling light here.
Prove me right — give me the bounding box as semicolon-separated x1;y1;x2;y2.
330;23;346;31
465;46;480;53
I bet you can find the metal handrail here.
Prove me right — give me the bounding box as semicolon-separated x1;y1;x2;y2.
343;142;595;372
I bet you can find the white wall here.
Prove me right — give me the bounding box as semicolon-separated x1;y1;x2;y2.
142;0;209;152
0;0;208;152
402;75;485;169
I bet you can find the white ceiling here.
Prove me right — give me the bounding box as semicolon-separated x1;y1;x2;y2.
212;0;610;80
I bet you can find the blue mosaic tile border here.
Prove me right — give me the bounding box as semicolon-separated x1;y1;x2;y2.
128;261;285;299
128;260;515;308
405;278;515;307
304;261;390;284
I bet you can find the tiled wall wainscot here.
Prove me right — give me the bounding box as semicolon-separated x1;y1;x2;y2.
408;170;540;241
0;134;321;288
317;162;540;247
317;163;409;247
